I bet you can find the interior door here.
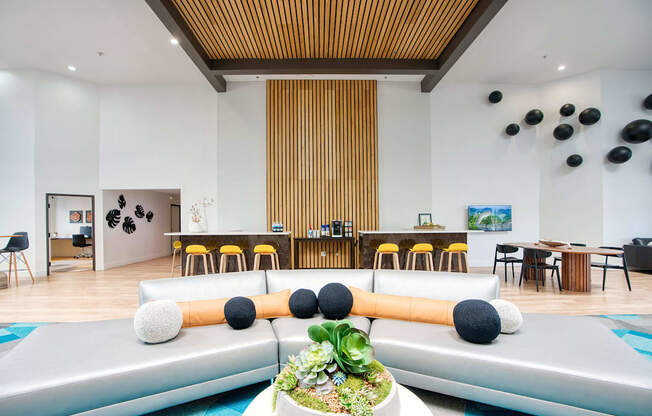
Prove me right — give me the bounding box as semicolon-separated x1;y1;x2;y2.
170;204;181;251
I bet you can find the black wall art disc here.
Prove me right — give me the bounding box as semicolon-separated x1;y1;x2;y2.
146;211;154;222
621;119;651;144
488;90;503;103
106;209;121;228
553;124;574;140
505;123;520;136
578;107;601;125
566;154;583;167
560;104;575;117
118;194;126;209
122;216;136;234
607;146;632;164
135;205;145;218
644;94;652;110
524;109;544;125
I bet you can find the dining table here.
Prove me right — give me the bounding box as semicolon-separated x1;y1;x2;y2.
505;242;623;292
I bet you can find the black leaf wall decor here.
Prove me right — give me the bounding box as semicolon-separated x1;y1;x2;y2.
553;124;574;140
505;123;520;136
146;211;154;222
524;109;544;125
644;94;652;110
607;146;632;164
135;205;145;218
560;104;575;117
122;217;136;234
488;90;503;103
118;194;126;209
566;154;583;167
578;107;601;125
106;209;121;228
621;119;651;144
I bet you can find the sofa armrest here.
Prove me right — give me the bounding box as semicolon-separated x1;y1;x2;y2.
624;244;652;270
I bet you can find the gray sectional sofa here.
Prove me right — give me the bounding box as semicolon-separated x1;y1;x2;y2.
0;269;651;416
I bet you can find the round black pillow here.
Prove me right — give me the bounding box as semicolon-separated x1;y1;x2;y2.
224;296;256;330
289;289;319;318
318;283;353;320
453;299;501;344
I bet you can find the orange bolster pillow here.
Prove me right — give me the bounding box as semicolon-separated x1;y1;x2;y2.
349;286;456;326
178;289;291;328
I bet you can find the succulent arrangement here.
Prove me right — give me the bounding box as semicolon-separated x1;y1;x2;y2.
273;320;393;416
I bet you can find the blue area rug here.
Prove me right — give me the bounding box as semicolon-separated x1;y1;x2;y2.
2;315;651;415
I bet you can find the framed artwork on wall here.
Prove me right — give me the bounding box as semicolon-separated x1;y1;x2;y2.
69;210;83;223
85;210;93;223
418;213;432;226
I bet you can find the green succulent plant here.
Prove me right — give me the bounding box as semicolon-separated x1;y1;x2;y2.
308;320;375;374
338;386;374;416
274;367;298;391
294;341;336;391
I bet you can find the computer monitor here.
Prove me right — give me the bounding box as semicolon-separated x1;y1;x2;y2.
80;226;92;238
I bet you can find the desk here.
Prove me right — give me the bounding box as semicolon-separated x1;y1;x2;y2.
293;237;356;269
506;242;623;292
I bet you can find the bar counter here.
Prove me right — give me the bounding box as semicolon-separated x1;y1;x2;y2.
165;231;291;273
358;230;482;271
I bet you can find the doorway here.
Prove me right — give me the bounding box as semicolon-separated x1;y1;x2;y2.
170;203;181;250
46;193;96;275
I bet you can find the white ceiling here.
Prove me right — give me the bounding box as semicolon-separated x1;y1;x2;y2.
443;0;652;84
1;0;650;86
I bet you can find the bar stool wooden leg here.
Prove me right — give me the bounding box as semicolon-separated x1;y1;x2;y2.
447;251;453;272
13;253;18;284
274;252;280;270
209;254;215;273
8;253;13;286
236;254;243;272
462;251;468;273
438;252;444;271
184;254;190;276
220;254;226;273
22;252;34;283
457;252;463;273
427;252;434;271
254;253;261;270
392;253;400;270
373;252;378;269
171;248;177;273
240;253;247;271
202;254;209;275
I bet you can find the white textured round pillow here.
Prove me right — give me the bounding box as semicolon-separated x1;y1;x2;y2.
134;300;183;343
489;299;523;334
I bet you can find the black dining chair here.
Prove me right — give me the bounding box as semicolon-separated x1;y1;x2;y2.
552;242;587;267
591;246;631;291
519;248;562;292
0;232;34;285
72;234;93;258
492;244;522;282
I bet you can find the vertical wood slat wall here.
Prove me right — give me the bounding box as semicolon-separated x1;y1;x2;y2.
267;80;378;268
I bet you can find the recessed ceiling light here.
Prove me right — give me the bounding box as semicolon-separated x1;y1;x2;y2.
170;37;179;45
67;65;76;71
557;65;566;71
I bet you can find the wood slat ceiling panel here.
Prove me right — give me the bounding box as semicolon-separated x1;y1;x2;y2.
171;0;479;60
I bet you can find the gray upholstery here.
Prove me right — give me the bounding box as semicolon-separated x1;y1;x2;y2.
266;269;373;294
272;315;371;365
373;269;499;301
371;314;652;416
0;319;278;416
139;270;267;304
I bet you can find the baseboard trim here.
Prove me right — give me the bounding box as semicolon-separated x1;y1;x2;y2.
102;252;172;270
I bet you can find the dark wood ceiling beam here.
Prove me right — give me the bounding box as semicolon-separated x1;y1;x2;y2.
421;0;507;93
146;0;227;92
208;59;440;75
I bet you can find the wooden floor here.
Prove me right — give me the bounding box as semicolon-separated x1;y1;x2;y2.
0;256;650;322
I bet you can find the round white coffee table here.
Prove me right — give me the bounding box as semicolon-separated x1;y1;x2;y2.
243;384;432;415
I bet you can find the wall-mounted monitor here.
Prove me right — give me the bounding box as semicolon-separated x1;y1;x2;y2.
468;205;512;231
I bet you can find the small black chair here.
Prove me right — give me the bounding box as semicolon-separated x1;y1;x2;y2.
519;248;562;292
552;242;587;267
591;246;631;291
0;232;34;285
492;244;522;282
72;234;93;258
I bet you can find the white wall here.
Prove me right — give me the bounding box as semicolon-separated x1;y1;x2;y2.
378;82;432;229
49;195;93;237
102;189;173;269
430;82;541;266
99;84;218;232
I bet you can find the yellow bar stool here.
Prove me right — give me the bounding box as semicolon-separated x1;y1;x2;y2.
253;244;279;270
406;243;434;270
185;244;215;276
171;240;182;273
219;245;246;273
439;243;469;273
374;243;400;269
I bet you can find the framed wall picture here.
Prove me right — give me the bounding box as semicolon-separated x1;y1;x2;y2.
418;213;432;226
69;210;83;223
85;210;93;223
